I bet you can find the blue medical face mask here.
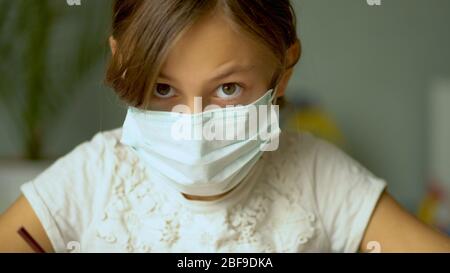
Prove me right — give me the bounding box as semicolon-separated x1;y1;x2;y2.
121;87;281;197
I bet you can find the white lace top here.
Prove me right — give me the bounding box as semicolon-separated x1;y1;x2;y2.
21;128;386;253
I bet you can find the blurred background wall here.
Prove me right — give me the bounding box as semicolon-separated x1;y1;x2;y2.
290;0;450;213
1;0;450;228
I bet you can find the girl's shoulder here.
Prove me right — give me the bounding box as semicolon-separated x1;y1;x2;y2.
260;130;387;252
19;127;148;251
271;130;379;185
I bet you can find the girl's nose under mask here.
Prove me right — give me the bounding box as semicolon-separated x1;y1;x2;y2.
121;87;281;196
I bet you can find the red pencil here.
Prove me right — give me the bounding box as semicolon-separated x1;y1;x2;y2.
17;227;46;253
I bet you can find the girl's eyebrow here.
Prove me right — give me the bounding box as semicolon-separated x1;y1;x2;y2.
208;63;256;82
158;63;255;83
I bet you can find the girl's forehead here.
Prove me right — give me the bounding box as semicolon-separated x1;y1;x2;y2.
160;13;278;76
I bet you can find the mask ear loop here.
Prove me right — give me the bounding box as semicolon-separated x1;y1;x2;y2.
270;85;280;105
260;85;281;160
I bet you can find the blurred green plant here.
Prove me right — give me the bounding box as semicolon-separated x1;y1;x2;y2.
0;0;109;160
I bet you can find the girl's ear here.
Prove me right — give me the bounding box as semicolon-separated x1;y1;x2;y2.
109;35;127;79
109;36;118;56
276;39;301;98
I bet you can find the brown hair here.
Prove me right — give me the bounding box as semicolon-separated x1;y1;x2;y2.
105;0;300;108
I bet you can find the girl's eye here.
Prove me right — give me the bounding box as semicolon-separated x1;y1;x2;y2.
153;83;175;98
215;83;242;99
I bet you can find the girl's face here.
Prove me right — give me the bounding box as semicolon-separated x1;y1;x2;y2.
149;12;281;112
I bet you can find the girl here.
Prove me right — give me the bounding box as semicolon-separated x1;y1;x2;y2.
1;0;449;253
